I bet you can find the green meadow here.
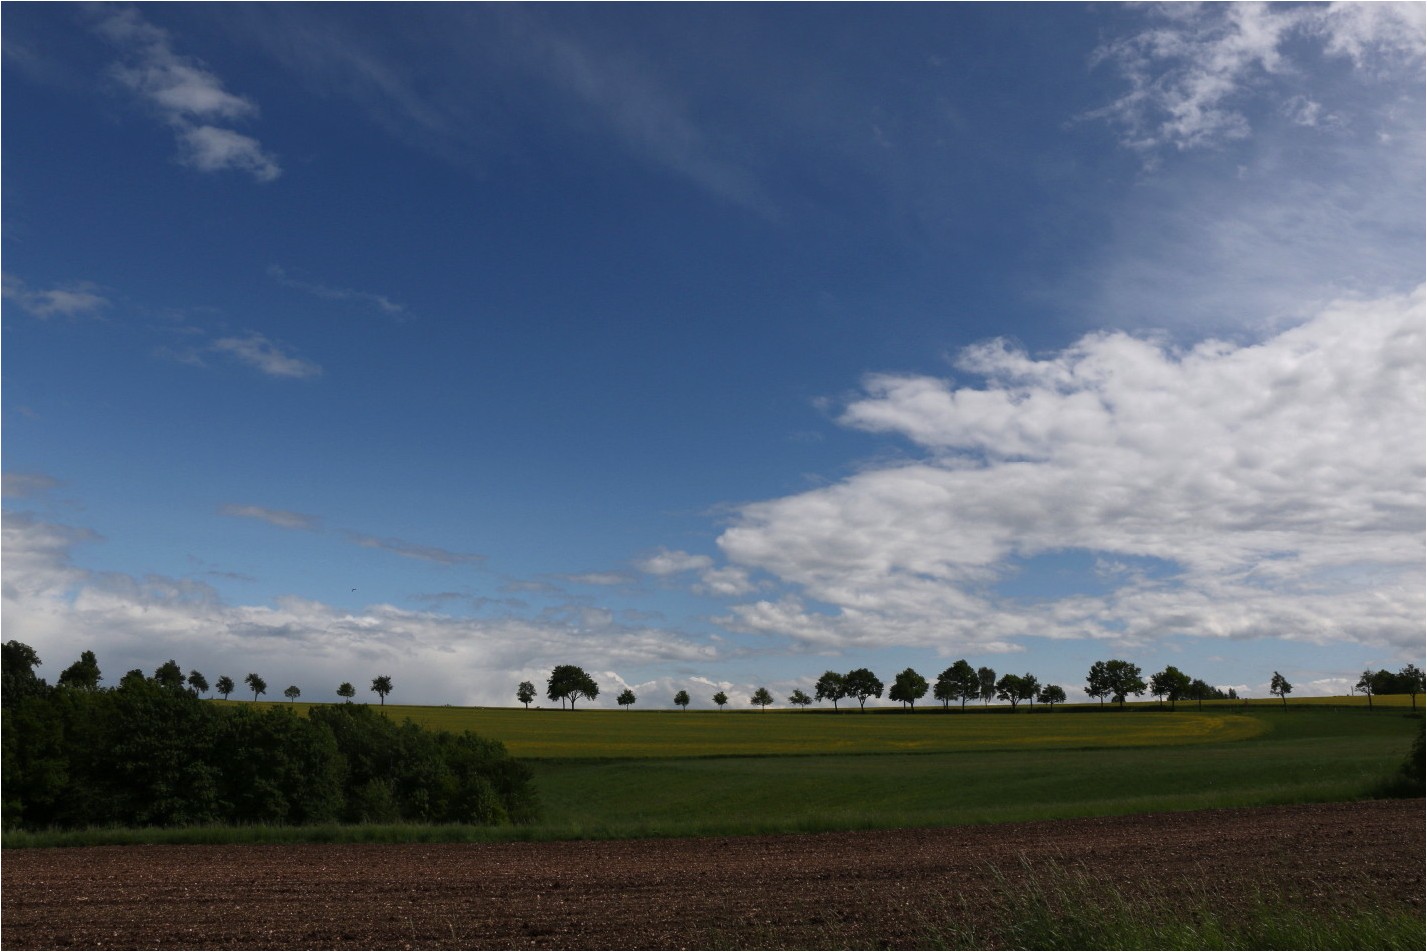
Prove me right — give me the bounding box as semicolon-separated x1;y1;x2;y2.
20;698;1410;847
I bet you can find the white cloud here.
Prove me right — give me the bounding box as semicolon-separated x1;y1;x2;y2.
637;548;714;576
1;509;718;707
717;288;1425;654
211;333;321;379
3;274;108;318
1091;2;1424;153
96;8;280;181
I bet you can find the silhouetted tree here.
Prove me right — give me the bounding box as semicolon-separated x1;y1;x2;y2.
996;673;1027;711
617;688;637;709
1100;659;1146;708
1150;666;1192;710
935;660;979;710
1356;669;1378;709
978;666;997;705
337;682;356;701
788;689;812;708
712;690;729;709
244;673;267;702
545;665;598;710
815;671;847;711
844;668;884;712
673;689;690;710
1037;684;1067;710
187;670;209;697
889;667;928;710
370;675;393;706
516;681;536;709
215;675;235;701
750;687;774;710
1400;664;1425;710
58;651;102;691
1086;660;1111;706
154;659;186;692
1021;673;1041;710
1269;671;1293;709
284;685;301;703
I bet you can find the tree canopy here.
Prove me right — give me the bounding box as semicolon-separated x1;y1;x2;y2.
58;651;102;691
516;681;536;709
750;687;774;710
244;673;267;701
673;689;690;710
815;671;847;710
617;688;637;709
546;665;599;710
712;690;729;709
843;668;884;712
888;668;928;710
370;675;393;706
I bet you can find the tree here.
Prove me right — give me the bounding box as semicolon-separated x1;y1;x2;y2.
1399;664;1425;710
1188;678;1215;710
1268;671;1293;709
1150;666;1192;711
370;675;393;706
843;668;884;712
815;671;847;711
187;670;209;697
1021;673;1041;711
336;682;356;701
712;690;728;709
1086;660;1111;706
978;666;997;705
995;673;1027;711
1356;669;1378;710
2;640;47;702
1102;659;1147;708
888;667;928;710
154;659;186;693
545;665;599;710
58;651;102;691
947;662;981;707
284;685;301;703
244;673;267;702
1037;684;1067;710
617;688;637;709
216;675;236;701
750;687;774;710
516;681;536;709
673;689;690;710
788;689;812;709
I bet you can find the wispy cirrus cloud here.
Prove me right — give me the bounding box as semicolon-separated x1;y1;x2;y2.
94;7;280;181
268;265;407;318
218;504;321;532
210;333;321;379
340;531;485;567
2;274;108;318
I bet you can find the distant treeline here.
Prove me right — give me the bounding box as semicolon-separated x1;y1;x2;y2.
1;642;539;832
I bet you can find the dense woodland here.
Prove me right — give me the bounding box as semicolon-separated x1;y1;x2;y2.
1;642;538;832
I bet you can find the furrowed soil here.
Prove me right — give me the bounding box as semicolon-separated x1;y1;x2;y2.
4;800;1422;950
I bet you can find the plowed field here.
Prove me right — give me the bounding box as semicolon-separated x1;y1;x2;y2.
4;800;1422;950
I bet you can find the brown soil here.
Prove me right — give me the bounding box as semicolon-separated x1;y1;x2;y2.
4;800;1422;950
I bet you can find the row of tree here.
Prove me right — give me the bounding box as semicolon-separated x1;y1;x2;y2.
52;650;397;706
1;642;538;832
518;660;1426;712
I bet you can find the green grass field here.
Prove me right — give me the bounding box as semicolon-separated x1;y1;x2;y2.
16;698;1408;848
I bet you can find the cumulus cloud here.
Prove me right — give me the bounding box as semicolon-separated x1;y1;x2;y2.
211;333;321;378
95;7;280;181
717;288;1425;654
3;274;108;318
1090;2;1424;154
1;509;718;706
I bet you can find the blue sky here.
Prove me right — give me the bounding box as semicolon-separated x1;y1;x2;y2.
3;3;1423;708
